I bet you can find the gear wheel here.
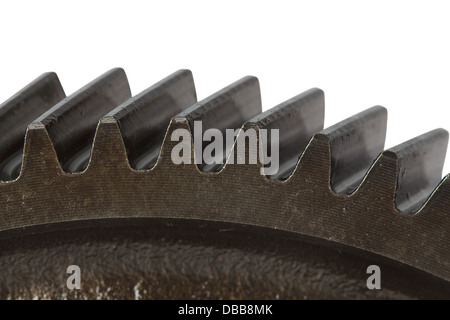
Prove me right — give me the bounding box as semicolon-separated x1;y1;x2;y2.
0;69;449;299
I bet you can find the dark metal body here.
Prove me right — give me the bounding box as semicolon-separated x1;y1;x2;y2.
0;69;449;299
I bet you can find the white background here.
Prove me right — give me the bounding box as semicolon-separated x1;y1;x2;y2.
1;0;449;173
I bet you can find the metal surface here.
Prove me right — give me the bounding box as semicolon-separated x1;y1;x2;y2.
1;219;449;299
0;69;449;299
0;73;66;181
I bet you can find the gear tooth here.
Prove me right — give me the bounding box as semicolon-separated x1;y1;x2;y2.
352;152;398;206
157;116;198;171
20;122;62;178
87;116;130;172
319;106;387;194
0;73;66;181
220;121;262;177
289;132;332;186
34;68;131;173
108;70;197;170
249;88;324;180
177;76;262;172
384;129;449;213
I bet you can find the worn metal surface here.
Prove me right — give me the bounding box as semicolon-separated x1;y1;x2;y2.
1;219;449;299
0;69;449;299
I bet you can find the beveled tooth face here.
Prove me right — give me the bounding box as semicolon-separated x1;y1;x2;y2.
175;76;262;172
249;88;325;180
0;73;66;181
384;128;449;213
107;70;197;170
319;106;387;194
33;68;131;173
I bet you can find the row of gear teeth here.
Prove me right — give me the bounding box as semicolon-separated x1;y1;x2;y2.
0;68;449;282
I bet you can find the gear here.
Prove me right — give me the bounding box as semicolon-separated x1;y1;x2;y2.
0;69;449;299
